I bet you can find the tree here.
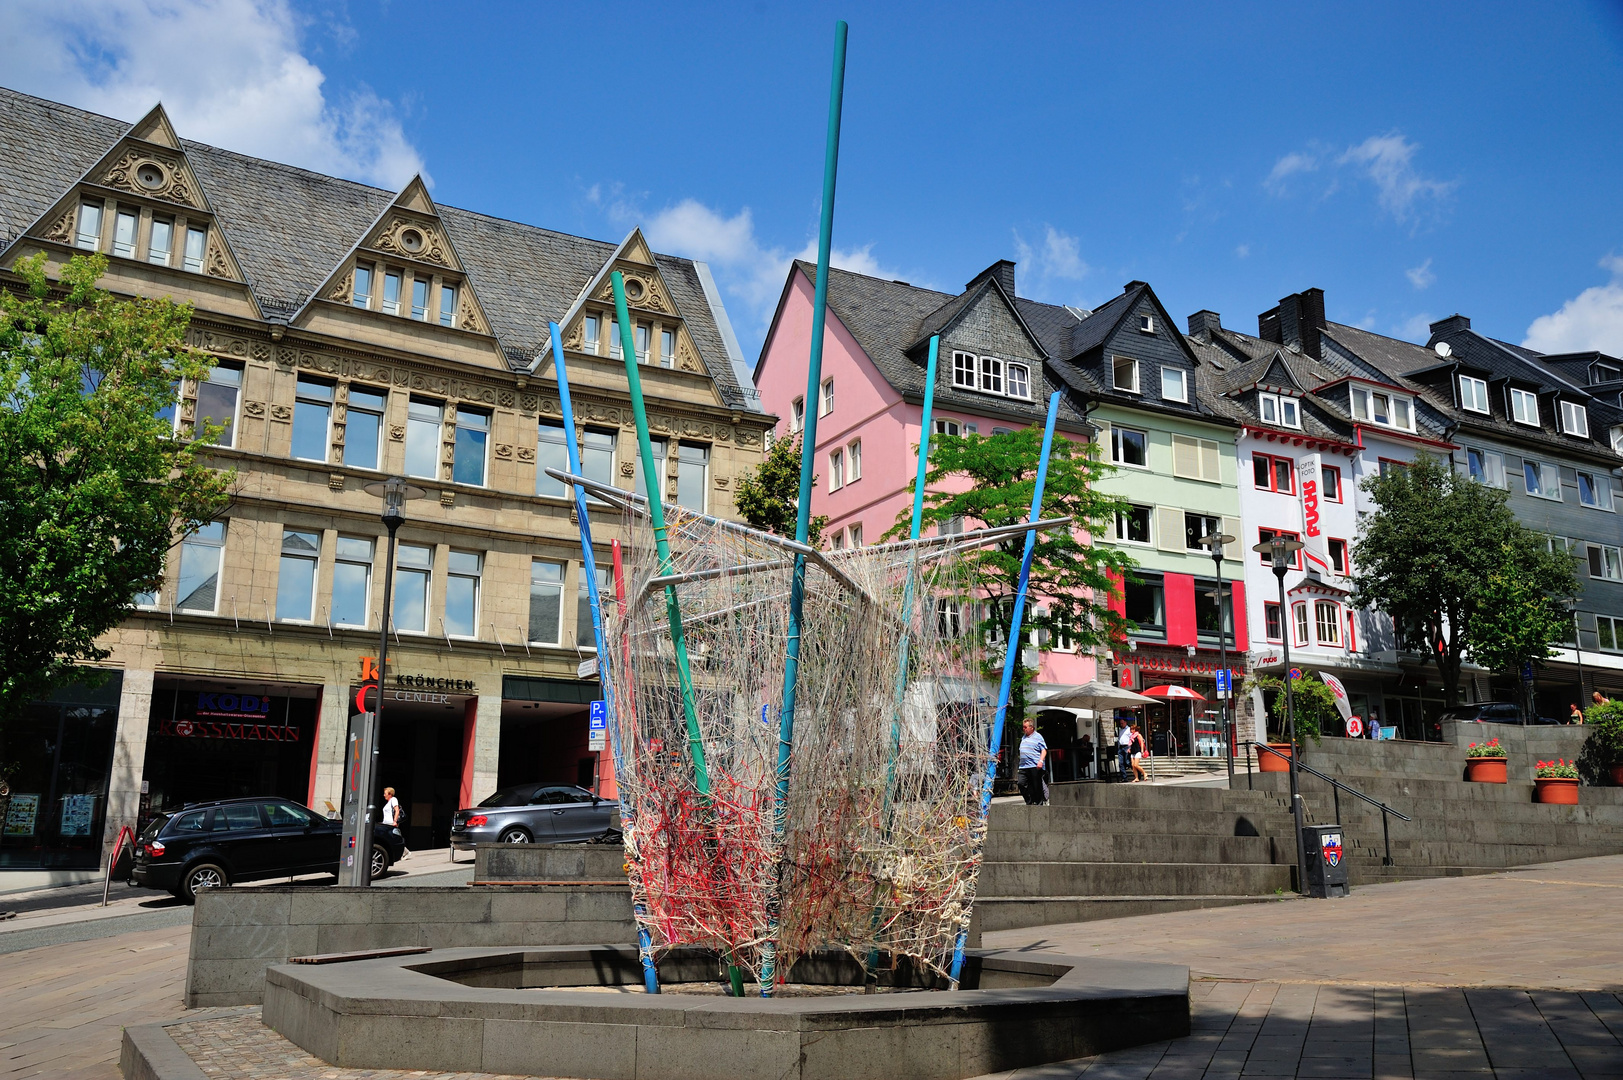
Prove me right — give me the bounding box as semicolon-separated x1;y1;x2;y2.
1350;455;1576;708
1242;670;1336;746
883;424;1136;724
733;432;827;547
0;252;233;729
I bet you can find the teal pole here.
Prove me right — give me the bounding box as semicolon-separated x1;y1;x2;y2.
611;272;711;798
910;336;941;538
548;320;659;994
760;18;848;997
948;390;1061;986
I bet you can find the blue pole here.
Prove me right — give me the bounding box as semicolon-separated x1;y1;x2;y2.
760;18;848;997
910;336;941;538
948;390;1061;986
548;321;659;994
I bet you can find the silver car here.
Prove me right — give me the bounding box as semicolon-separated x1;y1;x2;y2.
450;784;618;847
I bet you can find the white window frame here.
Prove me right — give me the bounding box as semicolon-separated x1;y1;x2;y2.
1113;504;1154;546
952;351;977;389
847;438;861;482
291;377;334;463
444;549;483;640
790;396;804;434
1597;614;1621;652
1465;447;1506;488
529;559;565;645
111;207;138;258
934;418;962;437
176;522;226;615
331;536;374;628
1523;459;1562;501
1111;425;1150;469
1459;375;1490;414
405;398;442;480
1509;386;1540;427
438;283;457;328
276;529;321;623
1113;356;1140;394
1161;367;1188;403
979;355;1003;395
1005;362;1031;400
828;448;844;491
847;523;862;548
1293;601;1310;648
1314;600;1343;647
75;201;103;250
1559;400;1590;437
1138;314;1155;334
195;364;243;449
1280;397;1300;428
1577;471;1614;511
183;226;207;273
820;378;834;417
392;543;433;634
1589;544;1623;582
674;441;709;512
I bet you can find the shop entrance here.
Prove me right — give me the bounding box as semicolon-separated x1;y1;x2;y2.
498;700;596;795
365;689;473;851
142;679;319;821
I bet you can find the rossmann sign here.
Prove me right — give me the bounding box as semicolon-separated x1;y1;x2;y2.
152;692;298;741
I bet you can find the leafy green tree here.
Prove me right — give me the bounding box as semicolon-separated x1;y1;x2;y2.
733;431;827;547
1351;455;1576;708
0;252;232;729
884;425;1136;724
1242;671;1336;746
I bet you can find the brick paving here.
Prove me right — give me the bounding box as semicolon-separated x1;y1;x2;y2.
166;1011;522;1079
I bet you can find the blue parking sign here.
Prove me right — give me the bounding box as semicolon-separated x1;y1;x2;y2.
589;700;607;731
1215;669;1231;699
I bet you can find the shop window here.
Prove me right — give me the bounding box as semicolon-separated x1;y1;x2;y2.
405;398;442;479
1112;426;1149;468
182;226;207;273
453;408;490;486
290;377;334;462
1315;600;1342;646
1264;601;1283;642
332;536;373;628
176;522;225;613
536;421;570;498
195;365;241;448
445;550;482;639
529;560;564;645
276;529;320;622
148;217;173;266
393;543;432;633
1124;575;1165;637
345;386;386;471
576;564;609;651
0;675;120;870
676;442;709;511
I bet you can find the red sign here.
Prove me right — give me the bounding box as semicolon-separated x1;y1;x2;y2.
1301;478;1320;538
157;719;300;741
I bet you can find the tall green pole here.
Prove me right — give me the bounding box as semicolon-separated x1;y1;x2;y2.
760;19;848;997
612;271;710;798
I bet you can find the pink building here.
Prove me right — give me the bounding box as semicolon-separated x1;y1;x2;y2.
754;259;1102;700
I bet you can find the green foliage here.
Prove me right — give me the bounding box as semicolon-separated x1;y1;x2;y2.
1534;758;1578;779
883;424;1137;723
1579;700;1623;784
1351;455;1577;708
1465;737;1506;758
1241;671;1333;747
732;431;827;547
0;252;233;727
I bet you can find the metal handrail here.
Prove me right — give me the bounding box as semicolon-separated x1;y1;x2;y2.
1250;741;1411;866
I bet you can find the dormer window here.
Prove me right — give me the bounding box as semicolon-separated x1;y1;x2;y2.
1162;367;1188;403
439;285;457;328
1006;363;1030;399
1459;375;1489;414
111;209;138;258
979;356;1003;394
1559;400;1589;437
952;351;976;388
1350;386;1413;431
75;201;103;249
951;350;1031;401
1138;314;1155;334
1508;387;1539;427
183;226;207;273
381;271;403;316
1593;362;1621;384
148;218;173;266
1258;392;1300;428
352;266;373;309
1612;425;1623;453
1113;356;1140;393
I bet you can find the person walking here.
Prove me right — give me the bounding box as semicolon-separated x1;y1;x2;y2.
1130;723;1149;783
381;786;410;859
1116;720;1134;782
1018;718;1048;805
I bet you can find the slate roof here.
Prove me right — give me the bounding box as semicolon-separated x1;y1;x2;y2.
0;87;753;409
1187;335;1358;445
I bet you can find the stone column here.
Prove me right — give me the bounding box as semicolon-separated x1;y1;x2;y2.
103;668;155;866
468;693;501;806
310;682;351;817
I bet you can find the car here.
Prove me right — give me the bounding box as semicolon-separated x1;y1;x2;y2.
1436;702;1563;726
451;784;618;849
130;796;406;903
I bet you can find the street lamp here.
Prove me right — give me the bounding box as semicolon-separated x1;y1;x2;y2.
1199;531;1236;785
1253;533;1307;896
347;476;424;887
1563;597;1586;718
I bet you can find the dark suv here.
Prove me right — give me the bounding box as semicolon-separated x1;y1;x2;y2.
1437;702;1563;726
131;796;406;902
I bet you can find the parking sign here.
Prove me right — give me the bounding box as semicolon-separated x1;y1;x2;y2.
1215;669;1231;700
588;700;607;751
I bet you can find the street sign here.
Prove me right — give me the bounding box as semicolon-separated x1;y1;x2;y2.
1214;669;1231;700
578;656;599;679
1289;667;1303;680
1520;662;1534;684
588;699;607;751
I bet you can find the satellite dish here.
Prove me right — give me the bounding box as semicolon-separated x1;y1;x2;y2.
1434;341;1453;358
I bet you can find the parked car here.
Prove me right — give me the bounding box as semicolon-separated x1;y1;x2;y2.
451;784;618;848
1436;702;1562;726
131;796;406;902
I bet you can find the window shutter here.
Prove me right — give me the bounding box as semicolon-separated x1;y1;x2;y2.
1199;438;1221;482
1222;516;1243;561
1155;506;1183;552
1171;435;1199;478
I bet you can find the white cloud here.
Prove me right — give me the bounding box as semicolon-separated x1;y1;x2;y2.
1338;133;1454;223
1235;243;1250;259
1406;258;1436;290
0;0;425;189
1012;226;1089;300
1396;313;1436;343
1264;151;1318;195
1523;254;1623;354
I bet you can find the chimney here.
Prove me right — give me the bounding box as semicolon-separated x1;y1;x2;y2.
966;259;1017;299
1187;310;1222;339
1258;288;1326;359
1428;314;1471;342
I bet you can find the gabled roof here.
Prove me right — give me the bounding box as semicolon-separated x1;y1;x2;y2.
0;86;754;408
1189;338;1356;446
910;273;1048;359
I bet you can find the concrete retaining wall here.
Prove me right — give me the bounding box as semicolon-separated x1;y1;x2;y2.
472;843;627;882
185;885;635;1008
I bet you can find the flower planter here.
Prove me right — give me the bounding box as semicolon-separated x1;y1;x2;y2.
1464;757;1508;783
1258;743;1292;772
1611;764;1623;787
1534;777;1580;805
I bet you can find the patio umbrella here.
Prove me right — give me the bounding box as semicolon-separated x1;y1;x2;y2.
1140;685;1206;757
1027;680;1157;711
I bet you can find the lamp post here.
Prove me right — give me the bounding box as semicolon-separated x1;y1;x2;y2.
349;476;423;887
1199;532;1236;785
1564;597;1586;717
1254;533;1307;896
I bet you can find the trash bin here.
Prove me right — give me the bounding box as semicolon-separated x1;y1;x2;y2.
1301;824;1349;898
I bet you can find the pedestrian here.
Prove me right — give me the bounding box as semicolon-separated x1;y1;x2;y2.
381;787;410;859
1116;720;1134;782
1569;703;1585;725
1130;723;1149;783
1018;718;1048;805
1078;733;1094;780
1369;713;1382;741
1594;691;1612;707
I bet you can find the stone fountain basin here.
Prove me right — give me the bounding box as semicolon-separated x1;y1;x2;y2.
264;944;1189;1080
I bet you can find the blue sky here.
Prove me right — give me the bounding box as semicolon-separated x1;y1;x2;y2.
5;1;1623;362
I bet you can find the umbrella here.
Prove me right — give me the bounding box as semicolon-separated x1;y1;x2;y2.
1140;684;1206;701
1027;680;1157;711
